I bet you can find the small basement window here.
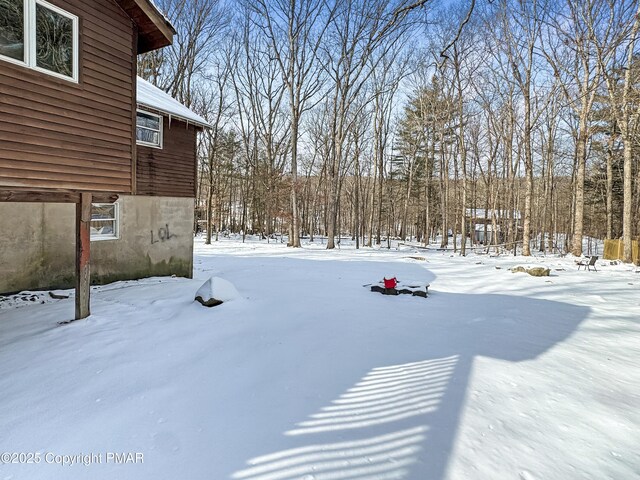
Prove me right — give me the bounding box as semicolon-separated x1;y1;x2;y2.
90;203;119;241
0;0;78;82
136;111;163;148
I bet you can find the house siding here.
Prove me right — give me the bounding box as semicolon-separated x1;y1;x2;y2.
0;0;135;193
136;117;198;197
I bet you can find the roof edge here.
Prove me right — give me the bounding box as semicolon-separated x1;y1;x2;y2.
138;0;176;36
137;102;210;129
117;0;176;54
136;76;211;129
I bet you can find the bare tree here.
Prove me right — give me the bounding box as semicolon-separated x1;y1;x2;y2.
139;0;229;106
246;0;336;247
230;12;290;238
322;0;420;249
496;0;549;256
199;42;234;244
543;1;605;256
586;0;640;262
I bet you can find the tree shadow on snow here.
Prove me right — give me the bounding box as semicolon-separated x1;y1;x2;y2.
227;259;589;480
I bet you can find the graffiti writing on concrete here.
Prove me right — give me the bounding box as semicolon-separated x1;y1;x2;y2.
151;224;178;244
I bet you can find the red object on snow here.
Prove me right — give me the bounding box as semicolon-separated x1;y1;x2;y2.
384;277;398;289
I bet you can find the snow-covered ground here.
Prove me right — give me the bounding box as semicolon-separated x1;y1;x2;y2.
0;237;639;480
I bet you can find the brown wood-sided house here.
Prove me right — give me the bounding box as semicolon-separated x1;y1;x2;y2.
0;0;209;318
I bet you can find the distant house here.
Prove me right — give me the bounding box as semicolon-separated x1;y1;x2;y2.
465;208;521;245
473;223;500;244
0;0;209;317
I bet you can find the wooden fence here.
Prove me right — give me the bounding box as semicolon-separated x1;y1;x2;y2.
603;239;639;264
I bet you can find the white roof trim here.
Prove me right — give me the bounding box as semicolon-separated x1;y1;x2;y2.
136;77;210;128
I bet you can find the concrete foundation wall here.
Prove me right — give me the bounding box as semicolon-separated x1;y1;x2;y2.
0;196;194;294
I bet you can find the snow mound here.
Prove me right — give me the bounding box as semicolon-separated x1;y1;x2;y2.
195;276;240;307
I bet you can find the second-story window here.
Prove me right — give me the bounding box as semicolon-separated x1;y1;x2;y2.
0;0;24;62
35;1;75;78
136;111;163;148
0;0;78;82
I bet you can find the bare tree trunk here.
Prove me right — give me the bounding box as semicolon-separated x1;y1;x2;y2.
522;107;533;256
440;128;449;248
572;111;589;256
606;124;615;239
290;117;301;247
453;44;468;256
621;4;640;262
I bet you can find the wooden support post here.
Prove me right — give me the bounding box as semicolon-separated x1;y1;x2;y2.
75;193;92;320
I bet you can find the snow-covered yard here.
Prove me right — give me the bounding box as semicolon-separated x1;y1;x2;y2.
1;238;639;480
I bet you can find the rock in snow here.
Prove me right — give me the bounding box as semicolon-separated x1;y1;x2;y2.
195;277;240;307
510;266;551;277
527;267;551;277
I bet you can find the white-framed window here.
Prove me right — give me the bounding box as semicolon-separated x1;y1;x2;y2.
136;110;163;148
0;0;79;82
90;203;119;241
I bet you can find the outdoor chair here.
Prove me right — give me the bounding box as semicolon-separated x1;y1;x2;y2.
577;255;598;272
